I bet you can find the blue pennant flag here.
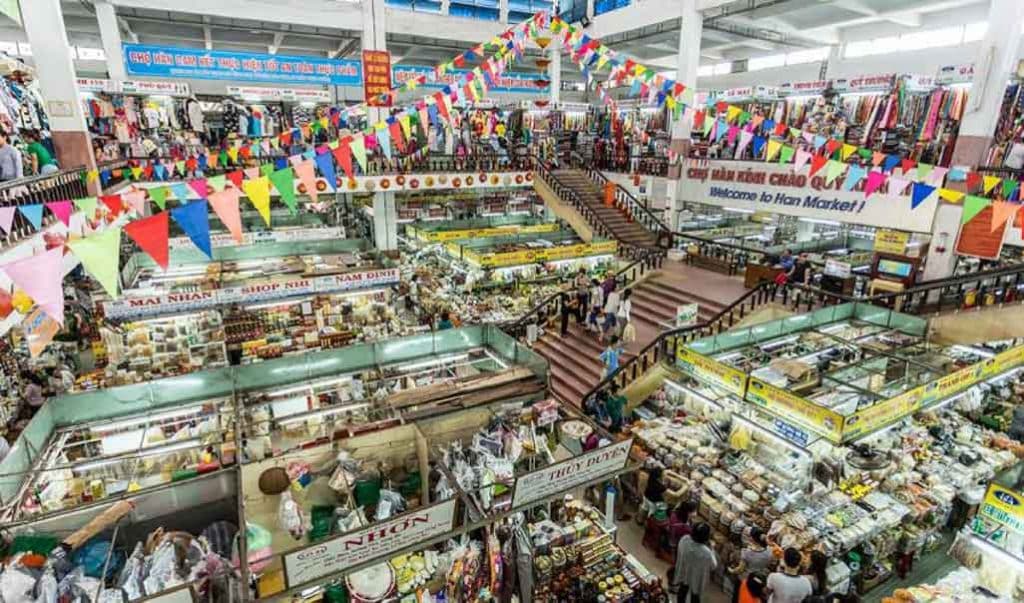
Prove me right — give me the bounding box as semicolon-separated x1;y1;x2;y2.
843;165;866;191
171;200;212;258
751;136;766;157
911;182;936;209
302;149;316;161
715;120;728;142
100;170;111;185
197;154;208;170
628;78;642;97
314;151;337;192
763;119;775;134
19;204;43;230
170;182;190;201
377;125;392;160
427;105;439;126
154;164;166;180
813;135;827;150
882;154;901;173
275;158;289;171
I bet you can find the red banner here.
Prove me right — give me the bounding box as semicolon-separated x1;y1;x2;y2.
362;50;393;107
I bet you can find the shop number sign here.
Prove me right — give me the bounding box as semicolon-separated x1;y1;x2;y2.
511;439;632;509
979;484;1024;534
283;499;457;588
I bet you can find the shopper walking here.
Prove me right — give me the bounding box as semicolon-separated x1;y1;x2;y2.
617;288;632;329
672;522;717;603
807;550;829;595
559;293;576;337
599;335;623;378
604;382;626;433
638;466;666;525
730;528;775;603
574;268;589;323
0;132;23;181
766;548;812;603
602;285;621;340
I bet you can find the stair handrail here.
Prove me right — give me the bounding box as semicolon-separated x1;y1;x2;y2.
570;152;674;248
579;280;779;406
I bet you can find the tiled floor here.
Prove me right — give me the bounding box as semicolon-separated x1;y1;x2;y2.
656;259;749;308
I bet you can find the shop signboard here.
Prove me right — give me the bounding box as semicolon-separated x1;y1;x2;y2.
123;43;362;86
675;304;699;327
842;345;1024;441
166;227;344;250
675;346;747;398
226;85;332;102
472;241;617;268
832;73;895;93
873;229;910;255
362;50;393;107
936;63;974;85
103;268;400;319
777;80;829;96
410;223;559;242
745;377;843;443
283;498;457;588
511;439;633;509
76;78;191;96
978;484;1024;534
392;65;547;94
680;160;938;232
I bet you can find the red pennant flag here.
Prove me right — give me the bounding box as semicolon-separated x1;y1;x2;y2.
453;55;466;68
774;123;788;137
143;165;154;179
389;121;405;153
624;59;635;73
185;157;198;171
808;154;828;178
100;195;123;217
693;110;706;131
239;145;252;159
824;139;841;156
281;131;293;146
715;101;728;114
226;170;245;189
333;140;354;180
672;83;685;97
124;211;169;269
434;93;451;122
901;158;917;174
966;171;982;192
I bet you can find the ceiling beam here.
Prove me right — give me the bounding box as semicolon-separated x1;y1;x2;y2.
269;32;285;54
118;16;139;43
330;37;360;58
803;0;978;33
840;0;921;28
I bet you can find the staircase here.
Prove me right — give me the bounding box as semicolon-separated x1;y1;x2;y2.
547;168;660;249
628;276;730;332
532;321;634;405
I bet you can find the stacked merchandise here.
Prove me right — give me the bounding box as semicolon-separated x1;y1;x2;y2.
984;83;1024;167
890;565;1018;603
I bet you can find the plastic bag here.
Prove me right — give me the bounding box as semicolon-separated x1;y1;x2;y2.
278;492;305;540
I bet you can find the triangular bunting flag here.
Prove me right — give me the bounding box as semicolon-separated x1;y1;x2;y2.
917;163;934;182
149;187;169;210
1002;179;1018;200
315;151;338;191
19;204;43;230
331;143;353;181
840;144;856;161
171;200;212;259
778;145;795;164
208;188;244;244
242;177;272;226
825;160;846;185
962;195;992;224
842;165;866;191
991;201;1018;232
966;171;983;192
124;212;169;270
170;183;190;201
45;201;72;227
0;206;14;234
2;246;65;324
901;158;917;175
927;167;948;187
911;182;936;209
269;167;298;214
208;175;228;193
863;170;886;198
73;197;98;219
888;177;910;196
122;191;147;216
883;154;900;173
871;152;886;167
294;161;319;203
793;149;812;172
765;140;782;162
983;175;1001;195
938;188;965;204
351;135;367;173
227;170;245;190
69;227;122;298
808;154;828;178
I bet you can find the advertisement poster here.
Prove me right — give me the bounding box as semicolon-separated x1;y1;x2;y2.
680;160;937;232
362;50;393;106
873;229;910;255
22;308;60;358
284;499;457;587
675;304;699;327
511;440;632;509
124;44;362;86
956;205;1006;260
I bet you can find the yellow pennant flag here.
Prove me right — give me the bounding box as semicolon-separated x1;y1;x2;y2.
765;139;782;162
726;105;741;123
226;147;239;163
841;144;856;161
130;166;143;180
665;96;677;111
983;175;1001;194
242;176;272;226
399;114;412;140
269;138;280;149
938;188;965;203
86;170;99;184
596;54;609;71
319;117;329;130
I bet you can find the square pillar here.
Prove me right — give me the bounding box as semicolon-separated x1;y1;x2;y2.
95;1;127;81
372;191;398;251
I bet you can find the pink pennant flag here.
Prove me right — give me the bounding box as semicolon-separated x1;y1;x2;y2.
888;177;910;196
726;125;739;147
0;206;14;234
736;131;753;156
45;201;72;226
208;188;244;244
188;179;209;198
793;149;812;172
244;167;261;180
926;167;949;187
802;132;814;145
863;170;887;198
122;191;147;215
294;160;319;203
288;155;305;168
2;246;65;325
261;140;271;155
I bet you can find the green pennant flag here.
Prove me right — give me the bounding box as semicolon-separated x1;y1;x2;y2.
328;140;340;150
73;196;98;217
703;118;713;137
738;111;750;127
148;187;169;210
1002;178;1018;199
917;163;934;182
779;145;795;164
268;167;298;214
68;227;122;298
857;148;873;161
207;175;227;193
218;150;228;167
260;163;275;178
962;195;992;224
351;135;368;172
789;127;801;138
825;160;846;185
175;160;186;175
310;120;322;133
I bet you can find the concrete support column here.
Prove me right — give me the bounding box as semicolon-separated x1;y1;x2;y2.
499;0;509;24
586;0;595;19
95;1;126;81
548;45;561;105
440;0;450;15
21;0;97;176
667;0;701;230
361;0;389;125
372;191;398;251
921;0;1024;283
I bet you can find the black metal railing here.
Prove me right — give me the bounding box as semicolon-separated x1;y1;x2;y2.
579;281;778;406
503;246;665;341
573;153;674;248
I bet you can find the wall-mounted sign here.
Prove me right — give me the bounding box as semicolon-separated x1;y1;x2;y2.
283;499;456;588
77;78;191;96
362;50;393;107
124;43;362;86
832;73;894;93
681;160;938;232
937;63;975;85
956;205;1006;260
873;229;910;254
226;85;331;103
511;439;632;509
778;80;829;96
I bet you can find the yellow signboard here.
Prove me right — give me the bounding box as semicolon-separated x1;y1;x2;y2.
842;344;1024;441
412;223;559;242
746;377;844;443
469;240;618;268
873;229;910;254
676;345;748;398
979;484;1024;533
